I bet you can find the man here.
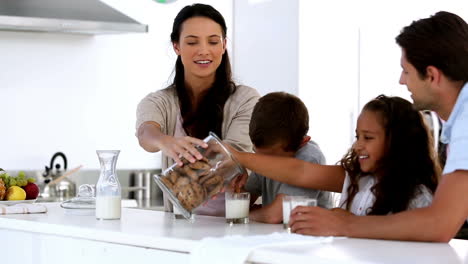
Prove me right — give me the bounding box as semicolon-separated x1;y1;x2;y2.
288;11;468;242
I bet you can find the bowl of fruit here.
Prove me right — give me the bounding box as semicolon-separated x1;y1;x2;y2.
0;168;40;205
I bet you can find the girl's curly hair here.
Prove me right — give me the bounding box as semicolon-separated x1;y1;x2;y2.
340;95;440;215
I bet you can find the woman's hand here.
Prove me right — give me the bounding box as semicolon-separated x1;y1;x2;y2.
157;135;208;166
137;122;207;165
289;206;353;237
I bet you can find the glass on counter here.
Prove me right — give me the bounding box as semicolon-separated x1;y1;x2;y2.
282;195;317;232
225;191;250;224
153;132;247;220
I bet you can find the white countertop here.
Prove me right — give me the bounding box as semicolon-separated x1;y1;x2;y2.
249;237;468;264
1;202;468;263
0;202;283;252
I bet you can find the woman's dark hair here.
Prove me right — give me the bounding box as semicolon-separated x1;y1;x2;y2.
396;11;468;83
340;95;440;215
170;3;235;139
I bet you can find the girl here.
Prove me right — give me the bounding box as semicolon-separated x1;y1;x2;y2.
231;95;440;233
136;4;260;215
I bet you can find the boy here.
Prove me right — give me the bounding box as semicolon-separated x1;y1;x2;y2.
243;92;332;224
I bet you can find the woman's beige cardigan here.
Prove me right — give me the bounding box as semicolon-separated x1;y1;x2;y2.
136;85;260;211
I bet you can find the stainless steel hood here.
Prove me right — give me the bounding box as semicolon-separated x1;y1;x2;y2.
0;0;148;34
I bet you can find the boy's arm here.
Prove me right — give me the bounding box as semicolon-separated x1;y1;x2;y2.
250;194;285;224
290;170;468;242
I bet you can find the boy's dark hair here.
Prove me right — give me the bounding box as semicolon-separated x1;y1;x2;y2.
396;11;468;83
340;95;440;215
249;92;309;152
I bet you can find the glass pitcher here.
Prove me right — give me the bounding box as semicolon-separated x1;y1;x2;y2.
95;150;121;220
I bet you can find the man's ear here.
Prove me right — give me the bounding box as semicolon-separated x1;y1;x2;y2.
426;66;441;84
299;135;311;148
173;42;181;55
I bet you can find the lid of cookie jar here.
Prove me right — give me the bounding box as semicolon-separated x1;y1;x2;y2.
60;184;96;215
153;132;247;220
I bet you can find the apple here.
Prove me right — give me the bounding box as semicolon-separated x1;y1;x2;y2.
22;182;39;200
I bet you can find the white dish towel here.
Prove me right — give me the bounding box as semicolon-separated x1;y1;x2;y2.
190;232;334;264
0;203;47;215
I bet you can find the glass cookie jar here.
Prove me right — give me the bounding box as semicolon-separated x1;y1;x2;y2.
153;132;247;220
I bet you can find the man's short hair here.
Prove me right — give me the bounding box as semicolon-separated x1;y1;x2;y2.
249;92;309;152
396;11;468;83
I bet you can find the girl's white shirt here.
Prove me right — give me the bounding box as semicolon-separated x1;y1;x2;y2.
339;173;433;216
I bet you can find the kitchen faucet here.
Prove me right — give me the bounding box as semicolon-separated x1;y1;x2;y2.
126;171;151;201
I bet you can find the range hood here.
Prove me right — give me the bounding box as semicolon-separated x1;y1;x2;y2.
0;0;148;34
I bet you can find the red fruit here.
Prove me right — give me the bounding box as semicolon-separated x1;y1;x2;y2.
22;182;40;200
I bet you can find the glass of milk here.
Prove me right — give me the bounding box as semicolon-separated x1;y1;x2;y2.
283;195;317;232
282;195;293;229
225;192;250;224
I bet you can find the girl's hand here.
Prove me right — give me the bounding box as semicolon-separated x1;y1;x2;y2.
289;206;353;237
223;143;248;192
223;143;240;159
158;135;208;166
229;173;248;193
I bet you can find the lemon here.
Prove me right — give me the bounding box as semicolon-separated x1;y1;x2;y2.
6;186;26;201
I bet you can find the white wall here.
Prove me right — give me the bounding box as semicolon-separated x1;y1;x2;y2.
233;0;298;96
299;0;468;164
298;0;360;164
232;0;357;164
2;0;467;170
0;0;232;170
357;0;468;109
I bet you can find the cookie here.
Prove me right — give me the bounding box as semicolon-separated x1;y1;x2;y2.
160;176;174;191
188;160;211;170
180;157;189;165
182;166;199;181
175;176;190;188
198;169;211;177
176;182;206;211
200;174;223;187
206;182;223;198
190;182;207;203
167;170;179;184
198;173;211;185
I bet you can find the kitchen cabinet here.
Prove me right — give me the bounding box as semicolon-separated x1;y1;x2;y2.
0;229;185;263
1;203;468;263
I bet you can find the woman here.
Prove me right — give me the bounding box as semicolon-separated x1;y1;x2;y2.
136;4;260;216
